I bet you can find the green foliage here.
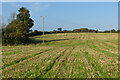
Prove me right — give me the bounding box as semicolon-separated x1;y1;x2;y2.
104;30;110;33
110;29;116;33
73;28;98;33
95;29;98;33
34;30;39;33
58;28;62;31
79;28;88;32
63;30;67;32
73;29;80;32
2;7;34;45
84;52;88;55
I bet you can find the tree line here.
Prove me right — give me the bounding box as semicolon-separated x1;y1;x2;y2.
30;28;118;36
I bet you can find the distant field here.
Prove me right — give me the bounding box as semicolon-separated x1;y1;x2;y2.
2;33;118;78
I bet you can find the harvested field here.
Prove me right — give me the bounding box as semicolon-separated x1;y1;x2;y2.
2;33;118;78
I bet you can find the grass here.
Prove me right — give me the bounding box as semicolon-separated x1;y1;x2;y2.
2;33;118;78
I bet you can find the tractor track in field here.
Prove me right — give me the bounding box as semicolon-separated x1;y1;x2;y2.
3;47;68;78
17;47;68;78
49;47;75;78
37;47;75;78
35;48;69;78
2;48;52;70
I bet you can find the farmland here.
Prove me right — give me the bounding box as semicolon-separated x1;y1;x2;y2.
2;33;118;78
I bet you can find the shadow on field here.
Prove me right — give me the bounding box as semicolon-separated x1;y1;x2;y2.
31;38;69;44
34;37;43;38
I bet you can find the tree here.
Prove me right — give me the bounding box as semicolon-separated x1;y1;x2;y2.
80;28;88;32
110;29;116;33
63;30;68;33
34;30;38;33
73;29;80;32
63;30;67;32
52;30;57;33
95;30;99;33
88;29;95;33
2;7;34;45
117;30;120;33
17;7;34;33
104;30;110;33
58;28;62;31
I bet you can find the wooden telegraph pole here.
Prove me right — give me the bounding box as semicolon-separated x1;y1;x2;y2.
41;16;46;43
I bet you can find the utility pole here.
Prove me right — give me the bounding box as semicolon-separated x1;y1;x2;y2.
41;16;46;43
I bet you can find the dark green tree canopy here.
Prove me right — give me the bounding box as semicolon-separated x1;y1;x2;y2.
110;29;116;33
2;7;34;45
58;28;62;31
17;7;34;32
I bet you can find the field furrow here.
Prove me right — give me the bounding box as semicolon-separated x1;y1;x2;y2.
2;48;52;69
2;47;68;78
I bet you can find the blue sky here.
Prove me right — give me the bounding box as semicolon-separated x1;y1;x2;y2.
2;2;118;31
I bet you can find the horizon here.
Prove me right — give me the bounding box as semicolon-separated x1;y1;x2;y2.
2;2;118;31
33;28;117;32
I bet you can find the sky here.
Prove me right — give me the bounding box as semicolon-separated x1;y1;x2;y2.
2;2;118;31
1;0;119;2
